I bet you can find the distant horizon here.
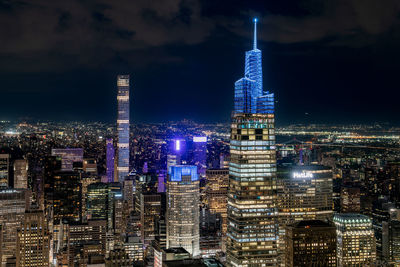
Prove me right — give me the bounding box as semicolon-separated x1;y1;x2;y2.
2;117;400;128
1;1;400;126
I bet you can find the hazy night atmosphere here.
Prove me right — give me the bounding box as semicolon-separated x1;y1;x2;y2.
1;1;400;267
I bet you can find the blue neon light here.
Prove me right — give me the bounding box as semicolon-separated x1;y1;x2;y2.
168;165;198;182
234;18;274;115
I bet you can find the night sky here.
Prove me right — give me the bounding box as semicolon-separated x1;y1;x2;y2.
1;0;400;125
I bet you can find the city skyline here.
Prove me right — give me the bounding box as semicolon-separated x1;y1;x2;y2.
1;1;400;124
1;2;400;266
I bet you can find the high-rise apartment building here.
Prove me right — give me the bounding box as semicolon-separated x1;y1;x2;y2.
226;18;277;267
285;220;336;267
106;138;115;183
334;213;376;266
16;210;50;267
0;154;9;187
13;159;28;189
117;75;130;182
0;189;29;265
205;169;229;234
167;165;200;256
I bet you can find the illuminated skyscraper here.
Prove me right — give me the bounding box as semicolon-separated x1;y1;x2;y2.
140;192;162;247
87;183;109;220
206;169;229;234
13;159;28;189
0;189;29;265
117;75;130;182
167;165;200;256
334;213;376;266
0;154;9;187
277;165;333;260
106;138;115;183
227;18;277;266
16;210;50;267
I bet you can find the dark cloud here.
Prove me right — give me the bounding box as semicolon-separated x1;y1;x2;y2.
258;0;400;44
0;0;399;72
0;0;400;123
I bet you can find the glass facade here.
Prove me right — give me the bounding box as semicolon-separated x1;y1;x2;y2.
87;183;109;220
167;165;200;256
227;18;278;267
117;75;130;182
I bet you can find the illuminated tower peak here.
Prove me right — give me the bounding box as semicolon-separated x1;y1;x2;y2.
253;17;258;50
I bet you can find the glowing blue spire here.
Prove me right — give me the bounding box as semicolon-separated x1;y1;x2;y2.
253;18;258;50
234;18;274;114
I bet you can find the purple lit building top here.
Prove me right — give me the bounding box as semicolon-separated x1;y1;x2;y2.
171;139;186;154
106;138;115;183
193;136;207;176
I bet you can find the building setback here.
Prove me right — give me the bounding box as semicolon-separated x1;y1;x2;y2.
226;18;277;266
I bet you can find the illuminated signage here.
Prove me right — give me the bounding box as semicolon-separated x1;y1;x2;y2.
193;136;207;143
292;171;313;179
175;140;181;151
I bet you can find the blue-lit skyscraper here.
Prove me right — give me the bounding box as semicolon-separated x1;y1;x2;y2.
166;165;200;256
234;18;274;115
117;75;130;182
227;19;278;266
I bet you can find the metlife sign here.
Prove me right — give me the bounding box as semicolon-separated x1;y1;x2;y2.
292;171;314;179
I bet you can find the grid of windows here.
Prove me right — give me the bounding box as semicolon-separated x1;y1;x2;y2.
117;75;130;182
334;214;376;266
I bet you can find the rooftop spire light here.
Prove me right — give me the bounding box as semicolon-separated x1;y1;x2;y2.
253;17;258;50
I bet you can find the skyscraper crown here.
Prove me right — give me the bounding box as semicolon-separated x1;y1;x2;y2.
234;18;274;114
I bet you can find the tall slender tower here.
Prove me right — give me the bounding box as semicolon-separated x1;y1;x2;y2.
226;18;277;266
106;138;115;183
117;75;130;182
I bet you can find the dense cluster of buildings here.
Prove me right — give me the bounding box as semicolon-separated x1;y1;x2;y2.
0;18;400;267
